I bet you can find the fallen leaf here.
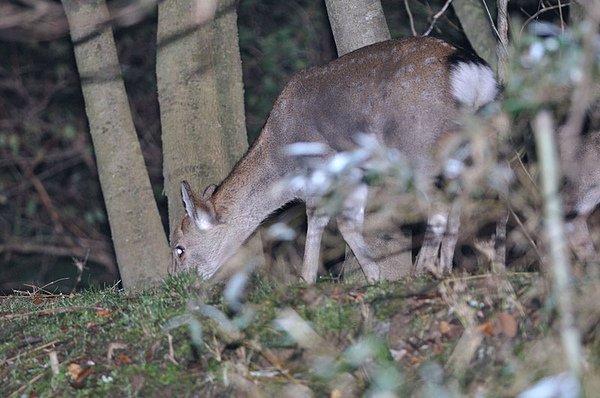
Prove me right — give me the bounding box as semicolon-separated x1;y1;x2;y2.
145;340;161;362
331;388;342;398
496;312;518;338
115;353;132;365
439;321;451;336
71;367;94;389
478;321;494;336
68;363;84;380
107;342;128;363
95;309;112;318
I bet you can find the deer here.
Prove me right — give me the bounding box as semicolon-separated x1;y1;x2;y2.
563;131;600;268
170;36;499;283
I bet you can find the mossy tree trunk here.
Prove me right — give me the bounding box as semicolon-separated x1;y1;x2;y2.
324;0;412;281
62;0;170;289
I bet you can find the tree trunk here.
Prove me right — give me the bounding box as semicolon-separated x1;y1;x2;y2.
324;0;412;282
213;0;249;164
324;0;390;56
452;0;498;71
157;0;263;267
157;0;229;230
62;0;170;289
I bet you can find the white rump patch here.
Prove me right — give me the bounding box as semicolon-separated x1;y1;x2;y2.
450;62;498;109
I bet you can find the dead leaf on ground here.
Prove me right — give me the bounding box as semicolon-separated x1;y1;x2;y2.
478;321;494;336
439;321;451;336
107;342;128;363
68;363;94;388
145;339;161;362
496;312;518;338
95;309;112;318
115;353;132;365
67;363;83;380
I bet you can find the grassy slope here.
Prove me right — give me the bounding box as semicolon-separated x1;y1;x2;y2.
1;272;599;397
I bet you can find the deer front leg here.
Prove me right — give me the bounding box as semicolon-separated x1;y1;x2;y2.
567;215;597;265
439;202;461;274
336;184;380;283
301;200;331;283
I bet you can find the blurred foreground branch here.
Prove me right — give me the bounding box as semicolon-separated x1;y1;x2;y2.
533;110;583;380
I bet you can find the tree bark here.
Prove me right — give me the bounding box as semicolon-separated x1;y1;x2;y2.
452;0;498;71
157;0;263;266
157;0;230;230
324;0;412;282
213;0;249;163
62;0;170;289
324;0;390;56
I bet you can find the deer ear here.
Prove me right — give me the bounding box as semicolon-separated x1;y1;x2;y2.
180;180;218;231
202;184;218;200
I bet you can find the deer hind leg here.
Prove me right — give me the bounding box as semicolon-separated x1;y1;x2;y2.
335;184;380;283
301;199;331;283
414;208;448;276
492;207;509;272
567;215;598;277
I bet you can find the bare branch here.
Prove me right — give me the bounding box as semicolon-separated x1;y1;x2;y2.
423;0;453;36
533;110;584;381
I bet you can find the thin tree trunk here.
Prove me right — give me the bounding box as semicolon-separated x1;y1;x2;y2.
452;0;498;71
212;0;265;269
213;0;249;161
324;0;390;56
533;110;583;381
157;0;263;267
62;0;170;289
157;0;229;231
324;0;412;282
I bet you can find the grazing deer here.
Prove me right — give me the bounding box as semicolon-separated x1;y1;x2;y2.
563;131;600;266
170;36;499;283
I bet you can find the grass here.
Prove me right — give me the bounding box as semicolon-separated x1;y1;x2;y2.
1;271;599;397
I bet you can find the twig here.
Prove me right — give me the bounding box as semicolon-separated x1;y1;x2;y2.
0;339;62;367
533;110;583;380
0;240;116;272
403;0;417;36
496;0;509;83
71;250;90;293
423;0;453;36
519;3;573;37
7;371;47;398
0;305;103;321
481;0;502;42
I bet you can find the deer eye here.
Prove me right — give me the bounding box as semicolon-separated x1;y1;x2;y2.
175;246;185;258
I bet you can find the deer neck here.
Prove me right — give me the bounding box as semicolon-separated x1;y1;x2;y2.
212;131;293;235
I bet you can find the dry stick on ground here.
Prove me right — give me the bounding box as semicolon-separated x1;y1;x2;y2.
533;110;584;380
0;305;103;321
440;280;482;376
0;339;63;368
6;371;47;398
